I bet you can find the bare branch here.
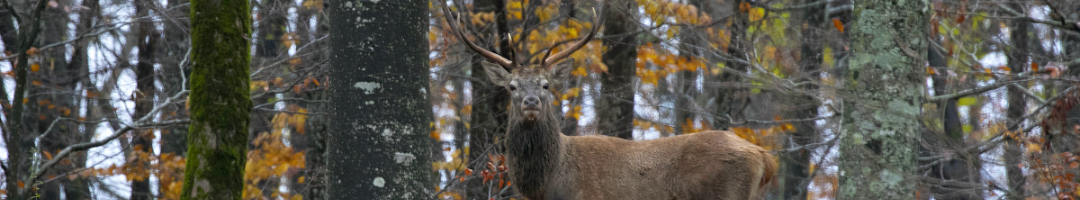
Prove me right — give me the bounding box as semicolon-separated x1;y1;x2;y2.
927;78;1034;102
29;90;189;187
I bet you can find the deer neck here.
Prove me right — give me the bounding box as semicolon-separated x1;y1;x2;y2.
504;113;564;197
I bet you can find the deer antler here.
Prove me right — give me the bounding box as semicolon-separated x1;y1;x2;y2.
441;1;515;70
541;8;602;68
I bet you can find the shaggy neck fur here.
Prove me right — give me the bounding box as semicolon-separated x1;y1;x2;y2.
504;106;563;198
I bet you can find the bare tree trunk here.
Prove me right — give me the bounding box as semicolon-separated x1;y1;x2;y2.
713;0;750;130
1004;3;1031;198
466;0;511;199
65;0;99;196
160;0;191;157
326;0;434;198
130;0;159;199
598;0;637;139
782;0;825;199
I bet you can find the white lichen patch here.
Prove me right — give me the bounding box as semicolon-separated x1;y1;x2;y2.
373;177;386;188
353;82;381;94
878;169;902;186
394;152;416;165
382;128;394;141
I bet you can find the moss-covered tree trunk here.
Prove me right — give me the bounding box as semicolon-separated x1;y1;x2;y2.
598;0;637;139
837;0;927;199
180;0;251;199
326;0;433;199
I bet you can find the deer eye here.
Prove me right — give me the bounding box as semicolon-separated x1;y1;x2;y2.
543;84;549;89
509;85;517;91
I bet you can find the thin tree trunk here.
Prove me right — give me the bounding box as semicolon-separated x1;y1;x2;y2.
713;0;750;130
160;0;191;157
180;0;251;198
466;0;511;199
1004;3;1031;198
837;0;927;199
130;0;158;198
783;0;825;199
326;0;433;198
598;0;637;139
926;29;983;199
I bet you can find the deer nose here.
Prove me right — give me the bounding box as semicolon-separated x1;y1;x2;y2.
522;96;541;108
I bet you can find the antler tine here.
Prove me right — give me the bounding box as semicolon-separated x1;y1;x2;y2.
441;0;514;69
542;7;602;67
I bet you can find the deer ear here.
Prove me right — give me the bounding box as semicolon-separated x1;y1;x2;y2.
481;61;512;87
547;59;574;83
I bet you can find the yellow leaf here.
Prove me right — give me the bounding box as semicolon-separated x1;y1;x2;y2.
31;63;40;72
298;176;306;184
749;7;765;22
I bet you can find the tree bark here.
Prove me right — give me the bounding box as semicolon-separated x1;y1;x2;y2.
130;0;158;198
1004;4;1031;198
837;0;927;199
598;0;637;139
712;0;750;130
180;0;251;198
326;0;433;199
783;0;825;199
466;0;511;199
160;0;191;157
925;29;983;200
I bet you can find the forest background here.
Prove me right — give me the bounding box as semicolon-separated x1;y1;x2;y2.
0;0;1078;199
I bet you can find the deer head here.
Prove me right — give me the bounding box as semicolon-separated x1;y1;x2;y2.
441;2;597;121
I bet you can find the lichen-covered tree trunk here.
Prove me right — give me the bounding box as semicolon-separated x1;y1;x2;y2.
837;0;927;199
180;0;251;198
598;0;637;139
326;0;433;199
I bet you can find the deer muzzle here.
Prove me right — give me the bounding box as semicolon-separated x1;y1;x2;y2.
522;96;541;120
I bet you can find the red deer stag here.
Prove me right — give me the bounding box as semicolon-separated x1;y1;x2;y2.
442;3;777;199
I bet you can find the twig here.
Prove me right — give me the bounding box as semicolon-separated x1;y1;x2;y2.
29;90;189;187
927;78;1033;102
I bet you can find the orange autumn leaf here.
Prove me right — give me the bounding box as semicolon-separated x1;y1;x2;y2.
26;47;38;55
43;150;53;160
1030;62;1038;72
31;63;40;72
999;66;1011;72
738;2;750;13
832;18;844;33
